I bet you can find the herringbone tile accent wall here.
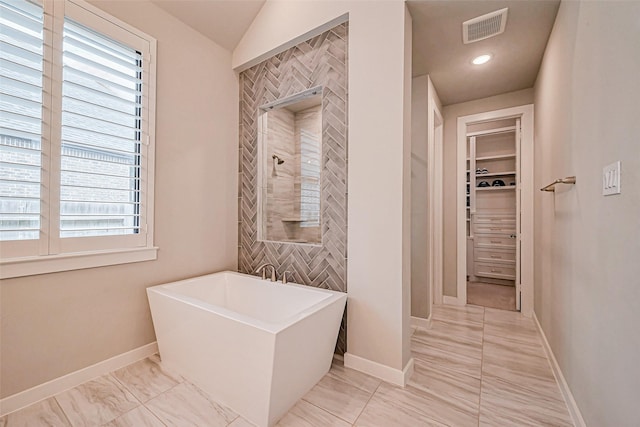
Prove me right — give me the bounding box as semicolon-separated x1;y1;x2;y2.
238;23;348;353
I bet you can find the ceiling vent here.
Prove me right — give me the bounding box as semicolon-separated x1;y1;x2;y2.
463;8;508;44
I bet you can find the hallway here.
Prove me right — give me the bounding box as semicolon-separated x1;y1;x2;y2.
281;303;573;425
407;304;572;425
0;304;574;426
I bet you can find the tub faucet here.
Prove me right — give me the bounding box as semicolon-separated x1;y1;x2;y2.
282;271;293;284
255;263;277;282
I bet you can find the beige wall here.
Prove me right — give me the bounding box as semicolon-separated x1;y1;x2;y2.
411;75;429;318
411;74;442;318
441;88;534;296
235;1;413;377
401;5;413;368
534;1;640;425
0;0;239;398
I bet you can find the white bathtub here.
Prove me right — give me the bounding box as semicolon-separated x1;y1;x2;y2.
146;271;347;427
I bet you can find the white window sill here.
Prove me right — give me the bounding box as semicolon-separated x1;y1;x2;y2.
0;247;159;279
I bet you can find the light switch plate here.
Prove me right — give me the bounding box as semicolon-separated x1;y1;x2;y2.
602;161;621;196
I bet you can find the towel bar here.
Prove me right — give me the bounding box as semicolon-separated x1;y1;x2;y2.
540;176;576;192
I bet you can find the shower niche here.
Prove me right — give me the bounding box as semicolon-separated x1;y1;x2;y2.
257;87;323;245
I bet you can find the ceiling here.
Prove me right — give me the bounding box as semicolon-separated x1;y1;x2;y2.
150;1;559;106
150;0;265;51
407;0;560;105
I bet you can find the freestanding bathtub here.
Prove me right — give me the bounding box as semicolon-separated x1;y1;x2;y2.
146;271;347;427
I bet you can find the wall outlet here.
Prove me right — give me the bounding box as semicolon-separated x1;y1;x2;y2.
602;161;621;196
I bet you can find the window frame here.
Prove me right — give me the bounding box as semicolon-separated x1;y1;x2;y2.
0;0;157;279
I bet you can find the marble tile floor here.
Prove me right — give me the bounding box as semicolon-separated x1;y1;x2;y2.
1;305;573;427
467;281;516;312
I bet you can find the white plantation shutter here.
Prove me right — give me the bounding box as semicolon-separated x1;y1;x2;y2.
0;0;156;277
59;18;143;238
0;0;44;242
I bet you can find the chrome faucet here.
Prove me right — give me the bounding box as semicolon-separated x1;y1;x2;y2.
255;263;277;282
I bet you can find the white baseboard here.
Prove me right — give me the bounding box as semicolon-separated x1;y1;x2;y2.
411;315;432;330
533;313;586;427
443;295;465;306
344;352;414;387
0;342;158;417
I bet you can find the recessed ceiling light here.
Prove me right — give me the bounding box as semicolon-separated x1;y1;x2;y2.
472;54;492;65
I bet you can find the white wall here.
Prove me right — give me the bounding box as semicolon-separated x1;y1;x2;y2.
0;0;239;399
411;74;442;318
401;5;413;372
441;88;534;296
534;1;640;425
234;0;413;381
411;75;429;318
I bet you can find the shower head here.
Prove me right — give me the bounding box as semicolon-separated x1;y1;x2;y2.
272;154;285;165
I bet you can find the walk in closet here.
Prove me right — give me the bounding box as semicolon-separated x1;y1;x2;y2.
466;118;520;310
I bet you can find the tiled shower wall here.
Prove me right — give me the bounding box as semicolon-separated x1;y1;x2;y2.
264;107;296;242
264;105;322;243
238;23;348;353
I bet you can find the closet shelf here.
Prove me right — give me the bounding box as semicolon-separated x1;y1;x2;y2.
466;118;520;287
474;171;516;178
476;186;516;191
476;154;516;161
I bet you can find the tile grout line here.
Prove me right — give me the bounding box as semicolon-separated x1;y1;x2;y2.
106;367;173;426
101;405;169;427
139;377;185;426
226;414;241;427
327;365;382;395
54;373;140;427
144;407;169;427
476;309;558;398
299;363;378;424
300;396;355;425
104;366;170;426
476;309;574;426
52;395;74;427
350;381;381;426
108;372;144;406
477;306;486;427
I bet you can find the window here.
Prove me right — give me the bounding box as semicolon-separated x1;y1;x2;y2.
0;0;44;243
299;127;320;227
0;0;157;278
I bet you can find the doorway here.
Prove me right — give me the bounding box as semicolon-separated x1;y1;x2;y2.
456;105;534;316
